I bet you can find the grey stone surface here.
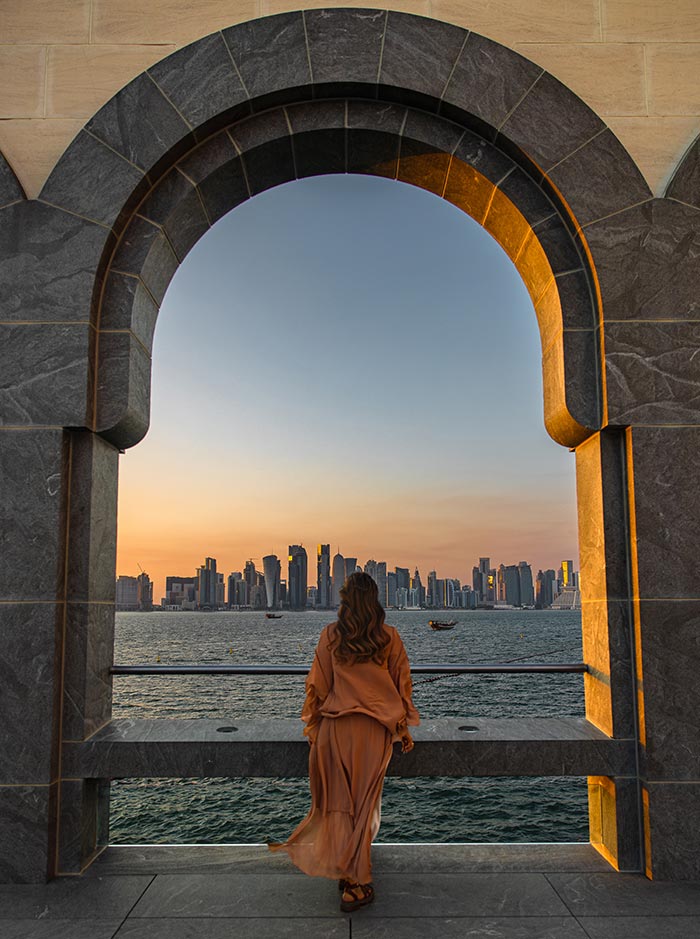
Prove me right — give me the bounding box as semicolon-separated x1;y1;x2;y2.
380;12;466;106
158;188;209;263
62;603;115;741
196;156;250;224
86;72;190;173
578;917;700;939
40;131;146;228
116;918;349;937
500;167;557;228
605;321;700;425
63;716;633;779
629;427;700;599
99;273;159;350
0;604;61;783
66;431;119;604
398;138;451;196
666;132;700;209
637;601;700;779
0;201;109;324
176;131;237;186
531;216;583;275
347;100;406;135
148;33;248;130
305;8;386;91
0;430;67;602
240;139;296;197
0;875;152;918
95;332;151;449
111;216;178;306
0;322;91;426
223;12;311;107
352;919;588;938
1;922;120;939
443;34;542;137
546;871;700;915
501;73;605;172
554;269;595;332
403;109;464;155
645;783;700;879
584;198;700;322
561;328;602;431
294;129;346;179
0;151;24;206
0;785;55;883
57;778;103;874
451;129;515;186
287;100;345;134
347;129;399;178
549;129;651;227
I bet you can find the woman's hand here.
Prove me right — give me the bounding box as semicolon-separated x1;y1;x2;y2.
400;733;414;754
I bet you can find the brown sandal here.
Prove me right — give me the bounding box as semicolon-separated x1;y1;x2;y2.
340;882;375;912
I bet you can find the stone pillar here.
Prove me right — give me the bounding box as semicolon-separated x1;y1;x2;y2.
576;429;641;872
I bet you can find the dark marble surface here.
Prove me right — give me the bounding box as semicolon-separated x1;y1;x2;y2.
605;320;700;425
0;322;91;426
666;132;700;209
628;427;700;599
501;167;557;229
62;603;115;742
0;429;67;602
398;139;451;196
352;919;588;938
584;198;700;322
637;600;700;780
578;917;700;939
0;785;56;883
95;332;151;450
63;716;633;780
149;33;248;130
0;604;61;783
117;920;349;938
546;871;700;914
561;328;602;432
550;129;651;227
176;132;238;187
0;201;108;324
305;8;386;89
502;73;605;172
532;215;583;275
57;778;101;874
645;783;700;881
86;73;189;173
223;12;312;105
196;156;250;224
287;99;345;134
40;131;145;229
379;12;465;105
402;109;464;156
294;129;346;180
0;875;151;918
443;34;542;136
240;139;296;197
99;272;159;350
0;151;24;206
111;216;178;307
1;922;120;939
555;269;596;332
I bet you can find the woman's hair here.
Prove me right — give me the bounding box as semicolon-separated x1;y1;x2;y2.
331;571;391;665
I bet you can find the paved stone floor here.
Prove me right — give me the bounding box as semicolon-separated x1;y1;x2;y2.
2;844;700;937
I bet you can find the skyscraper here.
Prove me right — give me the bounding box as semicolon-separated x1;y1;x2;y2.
288;545;308;610
332;550;345;607
518;561;535;606
263;554;281;610
561;560;575;587
504;565;521;606
411;568;425;607
376;561;387;607
344;557;357;579
395;567;410;593
387;571;397;607
317;544;331;609
197;557;218;609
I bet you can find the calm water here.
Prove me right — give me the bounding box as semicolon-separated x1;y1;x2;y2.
111;609;588;844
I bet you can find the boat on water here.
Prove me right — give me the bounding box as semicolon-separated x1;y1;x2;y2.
428;619;456;630
265;613;283;619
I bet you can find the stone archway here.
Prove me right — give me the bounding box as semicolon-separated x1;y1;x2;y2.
2;9;699;884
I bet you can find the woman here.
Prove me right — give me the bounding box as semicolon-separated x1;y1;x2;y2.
269;571;419;912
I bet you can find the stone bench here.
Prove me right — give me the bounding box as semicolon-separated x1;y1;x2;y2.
63;717;635;779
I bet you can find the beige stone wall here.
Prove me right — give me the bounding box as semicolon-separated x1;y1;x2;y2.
0;0;698;197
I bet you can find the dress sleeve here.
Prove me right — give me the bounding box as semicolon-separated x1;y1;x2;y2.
301;626;334;740
388;629;420;734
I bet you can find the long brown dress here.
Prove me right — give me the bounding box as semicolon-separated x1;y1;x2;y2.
269;622;419;884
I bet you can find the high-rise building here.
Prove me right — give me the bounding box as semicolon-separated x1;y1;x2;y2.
561;560;575;587
428;570;438;607
332;550;345;607
496;564;507;603
387;571;397;607
244;560;257;594
535;569;556;608
263;554;281;609
518;561;534;606
376;562;387;607
411;568;425;607
504;565;521;606
344;557;357;579
317;544;331;609
227;572;242;608
364;559;378;583
395;567;410;593
197;557;218;609
307;586;318;608
288;545;308;610
162;575;197;609
116;575;138;610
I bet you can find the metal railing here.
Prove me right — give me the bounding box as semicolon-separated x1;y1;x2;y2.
111;662;588;676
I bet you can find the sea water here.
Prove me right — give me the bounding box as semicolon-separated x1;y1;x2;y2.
110;609;588;844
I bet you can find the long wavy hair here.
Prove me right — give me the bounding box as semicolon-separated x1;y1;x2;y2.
330;571;391;665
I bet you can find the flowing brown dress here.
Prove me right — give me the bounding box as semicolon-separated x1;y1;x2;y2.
269;623;419;884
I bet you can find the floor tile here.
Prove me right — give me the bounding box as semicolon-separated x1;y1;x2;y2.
115;916;349;937
371;844;611;873
577;916;700;938
547;872;700;916
0;877;151;920
1;921;121;939
352;916;589;937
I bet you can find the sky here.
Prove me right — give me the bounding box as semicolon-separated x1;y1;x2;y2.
116;174;579;600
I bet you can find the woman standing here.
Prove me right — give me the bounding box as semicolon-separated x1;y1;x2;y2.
269;571;419;912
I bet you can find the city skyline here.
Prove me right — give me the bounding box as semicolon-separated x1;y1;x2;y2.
116;175;579;599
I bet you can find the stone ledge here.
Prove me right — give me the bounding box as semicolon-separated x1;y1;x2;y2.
63;717;635;779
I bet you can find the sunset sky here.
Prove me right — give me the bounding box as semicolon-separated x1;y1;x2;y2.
116;174;579;600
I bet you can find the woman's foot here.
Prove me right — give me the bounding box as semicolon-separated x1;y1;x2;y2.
340;882;375;912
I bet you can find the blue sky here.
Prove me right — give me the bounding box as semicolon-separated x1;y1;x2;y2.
117;174;578;595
